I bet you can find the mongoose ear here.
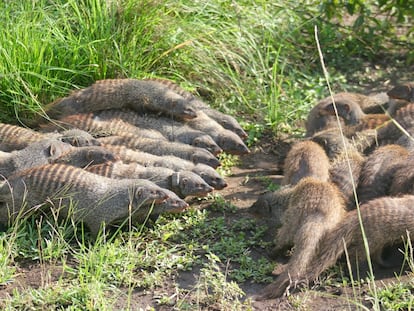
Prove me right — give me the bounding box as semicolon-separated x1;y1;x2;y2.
48;142;64;158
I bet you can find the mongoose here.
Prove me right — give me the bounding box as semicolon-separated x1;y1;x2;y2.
329;150;365;209
98;134;221;168
331;92;389;114
0;139;74;178
146;78;248;139
305;94;390;137
86;161;214;198
387;82;414;102
92;109;223;155
185;111;250;155
281;140;330;186
249;185;294;228
310;128;357;159
101;144;227;189
0;122;101;152
357;144;409;203
389;154;414;195
258;177;347;299
377;103;414;143
260;195;414;299
39;113;167;141
0;164;178;237
51;146;120;168
43;79;197;121
0;122;45;151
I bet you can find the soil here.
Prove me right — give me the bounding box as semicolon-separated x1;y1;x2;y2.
1;134;412;310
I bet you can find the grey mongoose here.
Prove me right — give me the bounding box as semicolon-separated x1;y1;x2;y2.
0;163;183;237
185;110;250;155
92;109;223;155
145;78;248;138
98;134;221;168
43;79;198;120
101;144;227;189
86;161;214;198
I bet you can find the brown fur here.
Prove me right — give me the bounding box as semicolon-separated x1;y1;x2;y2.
259;177;346;299
389;154;414;195
43;79;197;121
260;195;414;299
387;82;414;102
281;141;330;186
357;144;409;203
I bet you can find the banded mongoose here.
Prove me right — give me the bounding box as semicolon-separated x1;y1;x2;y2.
43;79;197;120
86;162;214;198
185;111;250;155
261;195;414;299
51;146;120;168
249;185;294;228
357;144;409;203
377;103;414;143
305;94;390;137
92;109;223;155
0;164;180;237
98;134;221;168
0;139;74;178
39;113;167;141
0;122;101;152
258;177;346;299
281;140;330;186
310;128;357;159
329;150;365;209
389;154;414;196
101;144;227;190
146;78;248;139
387;82;414;102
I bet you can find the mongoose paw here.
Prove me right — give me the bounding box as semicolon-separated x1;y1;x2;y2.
254;280;289;300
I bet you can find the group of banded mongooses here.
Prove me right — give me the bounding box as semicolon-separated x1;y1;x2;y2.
251;82;414;299
0;78;249;237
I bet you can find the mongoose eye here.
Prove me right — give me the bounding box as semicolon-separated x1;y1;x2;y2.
182;178;188;185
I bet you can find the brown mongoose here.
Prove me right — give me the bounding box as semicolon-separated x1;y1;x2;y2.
0;163;179;237
101;144;227;190
42;79;197;121
258;177;347;300
377;103;414;143
91;109;223;155
98;134;221;168
387;82;414;102
281;140;330;186
145;78;248;139
389;154;414;195
329;150;365;209
185;111;250;155
85;161;214;198
305;94;390;137
357;144;409;203
39;112;168;141
259;195;414;299
249;185;294;229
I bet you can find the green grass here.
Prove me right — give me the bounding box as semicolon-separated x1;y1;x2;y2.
0;0;413;309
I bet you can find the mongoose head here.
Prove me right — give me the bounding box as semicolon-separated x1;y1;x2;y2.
215;132;250;155
163;90;198;120
192;135;223;156
387;82;414;102
192;164;227;190
210;113;248;139
170;171;214;198
59;129;101;147
153;188;189;214
191;149;221;168
131;184;169;207
321;98;365;125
